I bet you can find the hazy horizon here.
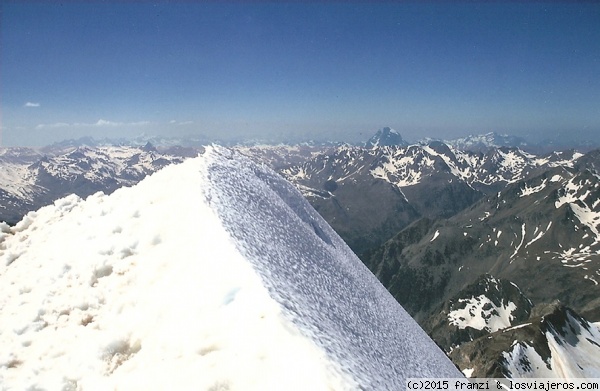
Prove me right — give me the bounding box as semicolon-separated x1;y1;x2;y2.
1;2;599;147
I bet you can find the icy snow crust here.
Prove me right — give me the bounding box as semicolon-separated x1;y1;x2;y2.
205;147;460;388
0;147;459;390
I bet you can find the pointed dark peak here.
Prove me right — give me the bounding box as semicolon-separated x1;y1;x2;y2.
365;127;408;148
67;145;93;158
141;141;157;153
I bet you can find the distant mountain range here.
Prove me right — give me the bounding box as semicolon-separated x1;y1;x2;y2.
1;128;600;376
39;126;600;154
0;144;191;224
441;132;529;152
274;141;581;258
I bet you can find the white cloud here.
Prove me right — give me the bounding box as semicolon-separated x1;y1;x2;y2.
169;120;194;126
93;119;122;127
24;102;40;108
35;120;151;130
87;119;150;127
35;122;70;130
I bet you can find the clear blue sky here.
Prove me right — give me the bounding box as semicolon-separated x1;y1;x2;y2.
1;1;599;146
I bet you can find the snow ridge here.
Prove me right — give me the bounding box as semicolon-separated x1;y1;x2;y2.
204;147;460;389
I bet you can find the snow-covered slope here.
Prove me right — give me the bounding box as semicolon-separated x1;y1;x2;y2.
0;147;459;390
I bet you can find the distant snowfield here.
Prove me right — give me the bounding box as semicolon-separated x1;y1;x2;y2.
0;147;459;390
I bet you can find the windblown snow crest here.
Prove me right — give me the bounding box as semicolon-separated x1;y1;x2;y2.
203;146;461;388
0;146;459;390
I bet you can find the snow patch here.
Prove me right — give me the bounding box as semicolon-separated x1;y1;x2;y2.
510;224;526;260
503;342;553;377
502;323;532;332
448;295;517;332
520;180;547;197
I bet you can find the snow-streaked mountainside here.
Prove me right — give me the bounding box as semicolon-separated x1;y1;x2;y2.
503;309;600;378
281;143;580;198
371;165;600;322
441;132;529;152
277;143;581;257
0;147;459;390
424;275;534;354
451;302;600;378
0;145;189;225
366;159;600;376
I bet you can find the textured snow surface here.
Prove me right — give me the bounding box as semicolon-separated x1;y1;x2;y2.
0;147;459;390
205;147;461;388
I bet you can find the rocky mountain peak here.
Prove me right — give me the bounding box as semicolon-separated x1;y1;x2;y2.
365;127;408;148
450;301;600;378
140;141;158;153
